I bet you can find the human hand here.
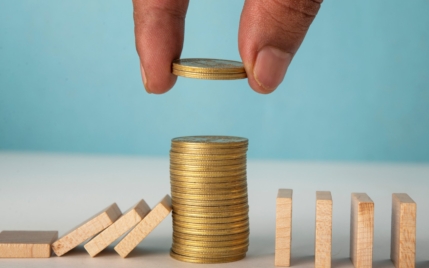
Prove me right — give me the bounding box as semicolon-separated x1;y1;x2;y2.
132;0;322;94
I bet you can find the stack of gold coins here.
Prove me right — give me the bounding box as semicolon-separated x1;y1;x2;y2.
169;136;249;263
172;58;247;80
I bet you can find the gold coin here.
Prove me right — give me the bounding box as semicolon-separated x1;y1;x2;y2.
170;146;248;155
170;175;246;184
170;151;246;160
171;185;247;194
172;212;248;224
172;247;248;257
170;169;245;177
173;69;247;80
172;196;248;206
171;190;248;198
172;59;246;74
173;236;249;247
172;246;247;258
171;184;247;192
173;224;249;235
170;163;246;172
173;206;249;217
170;157;246;166
172;200;248;208
171;191;247;200
172;137;247;146
172;242;248;252
172;199;248;207
173;231;249;242
170;180;247;189
173;208;248;218
170;250;246;264
171;144;248;151
174;219;249;230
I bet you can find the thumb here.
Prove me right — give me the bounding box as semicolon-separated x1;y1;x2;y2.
239;0;322;94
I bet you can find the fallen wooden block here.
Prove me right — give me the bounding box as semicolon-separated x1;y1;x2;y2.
315;191;332;268
114;195;172;258
84;200;151;257
275;189;293;267
52;203;122;256
350;193;374;268
0;231;58;258
391;193;416;268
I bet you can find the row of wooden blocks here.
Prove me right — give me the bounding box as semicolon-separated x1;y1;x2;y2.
0;195;172;258
275;189;417;268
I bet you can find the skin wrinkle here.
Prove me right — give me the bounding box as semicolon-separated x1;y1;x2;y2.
238;0;322;93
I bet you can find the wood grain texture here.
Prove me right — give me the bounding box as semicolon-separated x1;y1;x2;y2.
52;203;122;256
350;193;374;268
114;195;172;258
275;189;293;267
0;231;58;258
315;191;332;268
391;193;416;268
84;200;151;257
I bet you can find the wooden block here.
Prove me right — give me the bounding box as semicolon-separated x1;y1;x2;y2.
350;193;374;268
275;189;293;267
114;195;172;258
0;231;58;258
52;203;122;256
315;191;332;268
391;193;416;268
84;200;151;257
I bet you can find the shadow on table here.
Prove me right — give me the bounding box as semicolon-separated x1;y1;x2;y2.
60;246;90;257
373;259;394;268
292;255;314;266
416;260;429;268
332;257;352;267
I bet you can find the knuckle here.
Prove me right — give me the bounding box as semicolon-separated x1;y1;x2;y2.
258;0;321;33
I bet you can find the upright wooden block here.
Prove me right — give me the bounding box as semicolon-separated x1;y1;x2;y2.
84;200;151;257
275;189;293;267
0;231;58;258
350;193;374;268
391;193;416;268
52;203;122;256
114;195;172;258
315;191;332;268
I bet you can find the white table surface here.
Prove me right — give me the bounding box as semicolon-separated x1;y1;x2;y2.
0;152;428;267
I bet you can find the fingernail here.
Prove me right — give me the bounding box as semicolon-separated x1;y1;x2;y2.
253;46;292;92
140;62;151;94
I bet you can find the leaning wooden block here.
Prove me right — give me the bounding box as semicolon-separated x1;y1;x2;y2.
84;200;151;257
0;231;58;258
315;191;332;268
114;195;172;258
350;193;374;268
52;203;122;256
275;189;293;267
391;193;416;268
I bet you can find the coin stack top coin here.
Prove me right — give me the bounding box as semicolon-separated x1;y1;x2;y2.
172;59;247;80
170;136;249;264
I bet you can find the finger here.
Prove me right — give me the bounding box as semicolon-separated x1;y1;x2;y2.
133;0;189;94
239;0;322;94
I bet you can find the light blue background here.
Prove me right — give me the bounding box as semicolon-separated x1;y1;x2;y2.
0;1;428;162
